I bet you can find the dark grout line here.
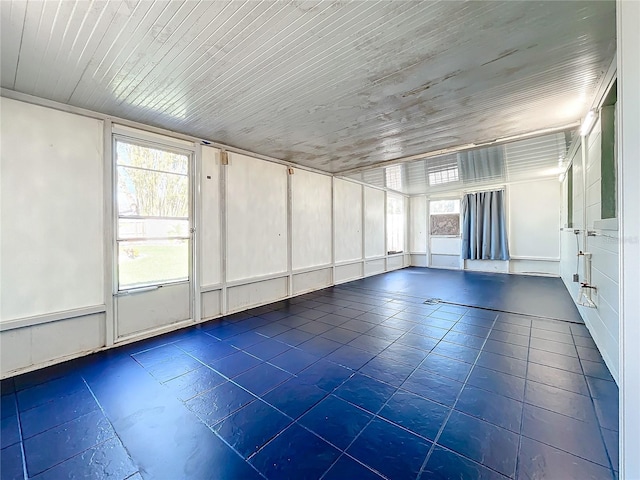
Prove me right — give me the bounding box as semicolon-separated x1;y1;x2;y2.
415;315;500;479
338;282;586;325
569;328;618;479
514;309;534;479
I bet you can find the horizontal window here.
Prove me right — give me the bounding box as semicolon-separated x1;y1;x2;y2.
117;166;188;218
430;199;460;215
118;239;188;290
116;141;188;175
118;218;189;241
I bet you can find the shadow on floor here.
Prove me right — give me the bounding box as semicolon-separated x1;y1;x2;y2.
344;267;584;323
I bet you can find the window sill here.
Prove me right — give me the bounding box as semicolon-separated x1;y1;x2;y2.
593;218;618;231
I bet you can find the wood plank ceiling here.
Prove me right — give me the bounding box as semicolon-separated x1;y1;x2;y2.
1;1;615;174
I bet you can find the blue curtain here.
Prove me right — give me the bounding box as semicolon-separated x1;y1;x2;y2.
461;190;510;260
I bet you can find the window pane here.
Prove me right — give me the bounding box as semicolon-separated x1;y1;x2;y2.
117;166;188;217
430;199;460;214
118;218;189;240
428;167;459;186
387;195;404;253
430;214;460;236
116;140;188;174
118;240;188;289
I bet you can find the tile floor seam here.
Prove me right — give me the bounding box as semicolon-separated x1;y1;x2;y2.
340;285;585;325
25;435;123;479
186;350;357;463
514;312;534;479
86;365;269;480
191;407;269;480
317;309;481;480
314;328;453;479
416;314;502;480
14;398;29;480
516;429;618;470
570;327;618;478
79;377;138;478
243;379;358;459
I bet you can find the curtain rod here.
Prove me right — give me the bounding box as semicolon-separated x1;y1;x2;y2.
463;187;506;195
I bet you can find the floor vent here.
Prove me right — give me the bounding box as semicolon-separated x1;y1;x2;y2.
424;298;442;305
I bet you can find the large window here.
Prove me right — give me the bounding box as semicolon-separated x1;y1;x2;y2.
116;139;191;290
387;194;405;254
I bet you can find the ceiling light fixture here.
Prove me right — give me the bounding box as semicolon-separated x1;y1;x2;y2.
580;109;598;136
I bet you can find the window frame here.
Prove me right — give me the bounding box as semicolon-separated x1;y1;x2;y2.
429;198;461;237
386;193;405;255
113;135;194;292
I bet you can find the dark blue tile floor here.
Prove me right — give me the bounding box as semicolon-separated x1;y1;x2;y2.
0;270;618;479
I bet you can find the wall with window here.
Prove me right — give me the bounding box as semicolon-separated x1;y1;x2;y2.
0;96;410;378
408;180;561;275
560;111;619;382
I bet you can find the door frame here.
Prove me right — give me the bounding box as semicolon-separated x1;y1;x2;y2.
110;129;198;343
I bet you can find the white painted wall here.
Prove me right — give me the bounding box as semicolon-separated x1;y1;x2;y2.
509;179;560;259
364;186;385;258
225;153;288;282
200;146;222;287
291;169;332;270
409;196;428;266
508;179;561;275
0;96;410;378
334;178;363;263
0;97;105;321
618;1;640;476
409;181;561;275
560;122;619;383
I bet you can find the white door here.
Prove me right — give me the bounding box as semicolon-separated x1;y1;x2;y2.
113;136;194;340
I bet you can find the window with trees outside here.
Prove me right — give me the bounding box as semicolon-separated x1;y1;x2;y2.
387;194;405;254
116;139;191;290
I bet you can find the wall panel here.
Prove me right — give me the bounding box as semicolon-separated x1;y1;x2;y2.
200;146;222;286
509;179;560;259
226;153;288;281
364;186;385;258
292;268;333;295
291;169;332;270
387;255;404;271
201;290;222;320
0;98;104;321
465;260;509;273
227;277;288;312
1;313;105;376
334;179;363;262
365;258;385;276
410;196;428;253
510;259;559;276
335;262;363;283
116;283;190;338
431;255;461;269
